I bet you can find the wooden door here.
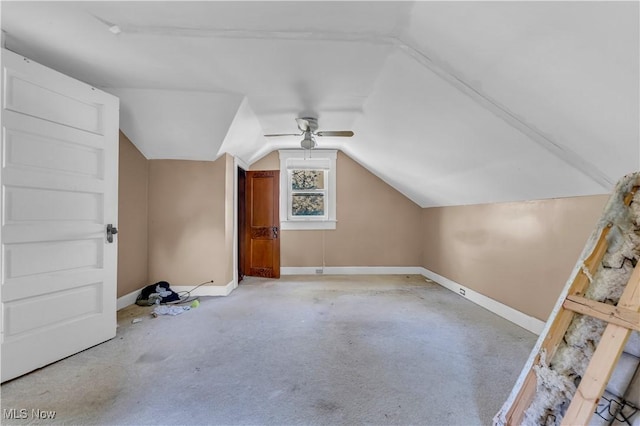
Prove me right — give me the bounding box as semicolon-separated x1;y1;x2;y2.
1;49;119;382
245;171;280;278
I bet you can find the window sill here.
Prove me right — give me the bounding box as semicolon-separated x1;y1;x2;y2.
281;220;337;230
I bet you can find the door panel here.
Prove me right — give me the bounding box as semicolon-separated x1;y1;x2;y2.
4;238;103;279
1;49;119;382
4;69;104;133
5;127;103;177
251;177;274;225
250;239;273;267
6;187;103;222
4;283;102;337
245;171;280;278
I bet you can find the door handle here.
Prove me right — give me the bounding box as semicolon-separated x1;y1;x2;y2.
106;224;118;243
272;226;278;239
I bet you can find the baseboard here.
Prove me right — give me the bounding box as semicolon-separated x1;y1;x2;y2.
117;280;237;310
419;267;545;335
281;266;424;275
117;289;141;311
172;280;236;297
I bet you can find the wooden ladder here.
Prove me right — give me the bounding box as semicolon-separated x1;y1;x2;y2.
503;183;640;426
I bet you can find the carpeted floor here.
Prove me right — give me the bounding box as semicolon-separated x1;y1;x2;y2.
1;275;536;425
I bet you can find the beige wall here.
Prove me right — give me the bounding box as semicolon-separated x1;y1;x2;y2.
251;151;423;267
325;153;422;266
117;132;149;297
120;141;610;322
421;195;609;320
249;151;279;171
147;155;233;287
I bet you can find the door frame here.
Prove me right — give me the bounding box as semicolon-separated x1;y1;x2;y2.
236;165;246;282
233;157;250;285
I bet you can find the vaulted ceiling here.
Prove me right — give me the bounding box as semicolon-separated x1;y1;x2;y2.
2;1;638;207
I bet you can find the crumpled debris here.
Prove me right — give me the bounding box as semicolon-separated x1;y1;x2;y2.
136;281;181;306
153;305;191;316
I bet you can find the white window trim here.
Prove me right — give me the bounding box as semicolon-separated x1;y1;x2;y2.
279;149;337;230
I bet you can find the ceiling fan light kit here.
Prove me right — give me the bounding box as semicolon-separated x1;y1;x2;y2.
300;132;316;150
265;117;354;150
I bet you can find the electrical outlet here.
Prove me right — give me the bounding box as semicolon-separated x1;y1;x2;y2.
315;269;323;274
459;288;466;296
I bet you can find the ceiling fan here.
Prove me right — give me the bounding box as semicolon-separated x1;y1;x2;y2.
264;117;354;150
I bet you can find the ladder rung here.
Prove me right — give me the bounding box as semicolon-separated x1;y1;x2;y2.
563;294;640;332
561;262;640;425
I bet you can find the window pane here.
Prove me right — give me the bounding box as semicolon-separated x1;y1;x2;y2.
291;170;324;190
291;193;325;216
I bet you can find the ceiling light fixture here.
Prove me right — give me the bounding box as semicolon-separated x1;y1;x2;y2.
300;131;316;150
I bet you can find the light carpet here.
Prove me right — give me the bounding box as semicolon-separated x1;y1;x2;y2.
1;275;536;425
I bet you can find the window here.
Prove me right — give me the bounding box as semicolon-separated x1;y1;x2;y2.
279;150;337;230
290;170;327;218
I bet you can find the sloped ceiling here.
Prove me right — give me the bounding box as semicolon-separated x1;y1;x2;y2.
1;1;638;207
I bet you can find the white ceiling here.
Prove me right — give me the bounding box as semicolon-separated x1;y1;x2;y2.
2;1;638;207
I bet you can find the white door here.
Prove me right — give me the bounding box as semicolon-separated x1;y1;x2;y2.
0;49;119;382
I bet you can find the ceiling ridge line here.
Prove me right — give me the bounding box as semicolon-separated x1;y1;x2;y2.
390;36;614;190
118;25;397;45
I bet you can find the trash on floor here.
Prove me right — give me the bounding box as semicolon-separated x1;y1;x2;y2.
135;281;181;306
153;305;191;316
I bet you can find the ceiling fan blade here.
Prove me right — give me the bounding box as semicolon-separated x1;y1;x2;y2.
316;130;354;137
264;133;302;137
